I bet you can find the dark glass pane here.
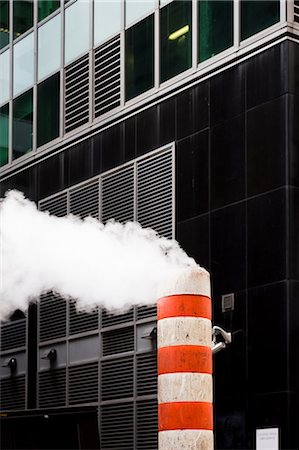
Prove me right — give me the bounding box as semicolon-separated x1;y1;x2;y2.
125;15;154;101
37;73;60;147
198;0;233;63
12;89;33;160
13;0;33;39
241;0;280;41
160;0;192;83
0;1;9;49
0;103;9;166
38;0;60;21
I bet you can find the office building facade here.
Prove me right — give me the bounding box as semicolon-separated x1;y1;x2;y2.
0;0;299;448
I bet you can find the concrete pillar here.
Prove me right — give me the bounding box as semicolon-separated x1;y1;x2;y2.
158;268;213;450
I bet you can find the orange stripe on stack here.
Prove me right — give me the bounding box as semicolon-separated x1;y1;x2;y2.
158;290;213;450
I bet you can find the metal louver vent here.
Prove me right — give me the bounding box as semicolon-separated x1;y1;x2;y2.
69;181;99;219
39;292;66;341
102;307;134;328
101;356;133;401
39;192;68;217
38;368;66;408
136;399;158;450
65;54;90;133
101;402;134;449
0;376;26;411
295;1;299;22
69;361;98;405
101;166;134;223
102;326;134;356
94;36;121;118
137;352;157;396
69;303;98;335
137;305;157;320
137;149;174;239
1;319;26;351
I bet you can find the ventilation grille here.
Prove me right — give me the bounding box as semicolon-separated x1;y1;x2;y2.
39;192;68;217
69;303;99;335
38;368;66;408
1;319;26;351
100;402;134;449
102;326;134;356
101;166;135;223
295;1;299;22
137;150;173;238
94;36;121;118
102;307;134;328
101;356;133;401
137;305;157;320
69;181;99;219
39;292;66;341
137;352;157;397
69;361;98;405
0;376;26;411
136;399;158;450
65;54;90;133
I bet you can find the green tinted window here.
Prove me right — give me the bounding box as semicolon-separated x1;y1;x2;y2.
0;103;9;166
37;73;60;147
125;15;154;101
13;0;33;39
38;0;60;21
198;0;233;63
241;0;280;40
0;1;9;49
13;89;33;160
160;0;192;83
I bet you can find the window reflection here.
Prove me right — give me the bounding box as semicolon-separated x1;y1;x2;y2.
38;14;61;80
160;0;192;83
37;73;60;147
241;0;280;40
65;0;90;64
13;89;33;160
125;15;154;101
198;1;233;63
13;32;34;96
38;0;60;22
126;0;155;27
13;0;33;39
0;49;10;104
0;0;9;49
0;103;9;167
94;0;121;46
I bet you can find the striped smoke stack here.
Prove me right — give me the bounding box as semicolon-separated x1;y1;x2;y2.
157;268;213;450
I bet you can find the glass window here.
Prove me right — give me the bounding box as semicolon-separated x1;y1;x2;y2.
94;0;121;46
13;89;33;160
125;15;154;101
241;0;280;41
0;103;9;166
38;0;60;22
160;0;192;83
126;0;155;27
37;73;60;147
0;1;9;49
13;32;34;96
13;0;33;39
65;0;90;64
0;49;9;104
198;1;233;63
38;14;61;80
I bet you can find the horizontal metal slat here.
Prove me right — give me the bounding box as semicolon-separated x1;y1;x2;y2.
102;326;134;356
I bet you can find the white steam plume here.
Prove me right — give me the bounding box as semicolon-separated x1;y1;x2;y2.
0;190;199;321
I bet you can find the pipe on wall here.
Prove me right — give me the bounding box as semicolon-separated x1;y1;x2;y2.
157;268;213;450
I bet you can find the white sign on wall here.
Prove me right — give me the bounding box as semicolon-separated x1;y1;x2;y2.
256;428;279;450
